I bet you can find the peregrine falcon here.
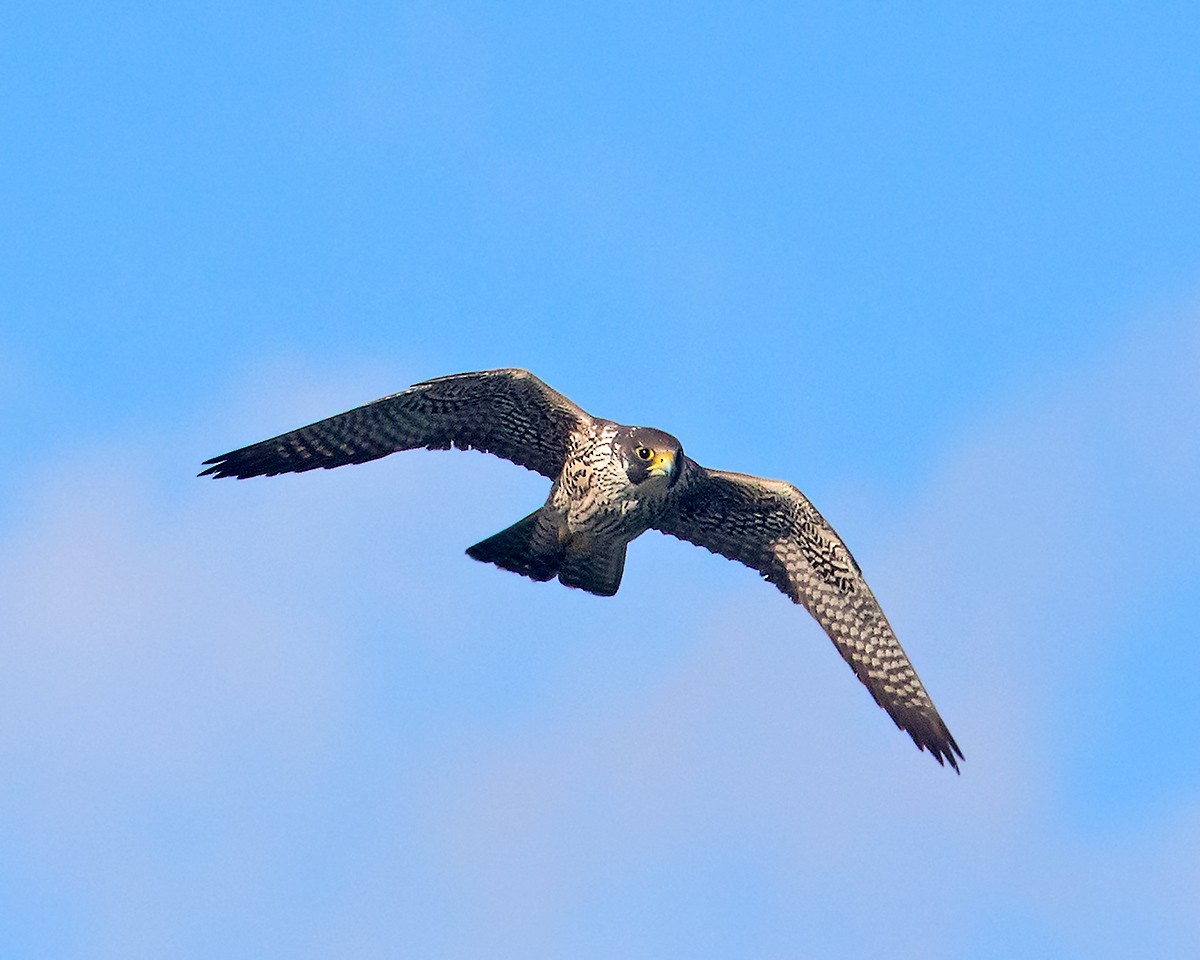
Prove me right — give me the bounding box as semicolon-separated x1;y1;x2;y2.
202;368;963;770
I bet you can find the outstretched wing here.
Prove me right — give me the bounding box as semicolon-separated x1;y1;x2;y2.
654;461;962;770
200;368;590;480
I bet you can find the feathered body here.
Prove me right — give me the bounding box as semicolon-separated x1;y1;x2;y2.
469;421;683;596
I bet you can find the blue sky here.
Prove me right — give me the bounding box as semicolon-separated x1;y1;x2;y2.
2;3;1199;957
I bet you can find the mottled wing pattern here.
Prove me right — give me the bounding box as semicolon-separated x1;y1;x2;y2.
200;369;590;480
654;461;962;770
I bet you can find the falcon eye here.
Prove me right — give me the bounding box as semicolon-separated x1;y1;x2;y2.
636;447;653;461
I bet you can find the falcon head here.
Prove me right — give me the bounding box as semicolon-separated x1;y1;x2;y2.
618;427;684;488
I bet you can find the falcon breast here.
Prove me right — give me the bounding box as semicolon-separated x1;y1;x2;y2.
201;368;963;771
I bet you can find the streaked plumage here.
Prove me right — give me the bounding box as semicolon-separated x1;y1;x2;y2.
202;368;962;770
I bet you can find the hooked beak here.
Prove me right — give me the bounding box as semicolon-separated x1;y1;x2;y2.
648;450;680;485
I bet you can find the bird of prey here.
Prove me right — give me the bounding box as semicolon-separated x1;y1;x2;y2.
202;368;962;770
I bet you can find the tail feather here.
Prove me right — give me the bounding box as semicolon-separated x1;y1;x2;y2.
466;511;559;582
558;543;627;597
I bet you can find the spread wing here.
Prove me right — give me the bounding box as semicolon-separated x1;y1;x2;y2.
200;368;590;480
654;461;962;770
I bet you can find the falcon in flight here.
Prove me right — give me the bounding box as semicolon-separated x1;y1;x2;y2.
202;369;962;770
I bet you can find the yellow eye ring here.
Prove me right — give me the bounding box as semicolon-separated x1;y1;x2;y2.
636;447;654;461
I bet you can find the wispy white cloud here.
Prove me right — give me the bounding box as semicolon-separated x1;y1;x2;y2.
1;315;1198;958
